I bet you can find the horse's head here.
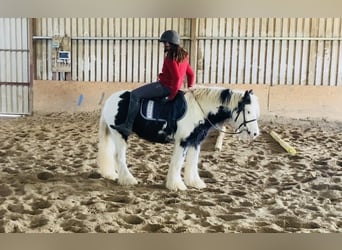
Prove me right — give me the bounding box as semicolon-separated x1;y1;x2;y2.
230;90;260;141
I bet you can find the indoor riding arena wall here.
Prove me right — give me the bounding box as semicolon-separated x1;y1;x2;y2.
33;80;342;122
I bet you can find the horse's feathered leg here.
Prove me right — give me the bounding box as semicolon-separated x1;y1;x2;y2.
112;134;138;185
166;142;187;191
184;146;206;189
215;126;226;151
97;113;118;180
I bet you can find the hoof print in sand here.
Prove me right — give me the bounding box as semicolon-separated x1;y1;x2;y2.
30;216;49;229
31;199;52;210
0;184;13;197
88;172;102;179
37;171;54;181
218;214;246;221
142;223;164;232
122;215;144;225
61;219;89;233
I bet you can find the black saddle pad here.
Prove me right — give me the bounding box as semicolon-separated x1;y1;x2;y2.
133;91;187;143
140;92;186;122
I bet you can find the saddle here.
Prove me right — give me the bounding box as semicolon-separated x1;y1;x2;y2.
133;91;187;143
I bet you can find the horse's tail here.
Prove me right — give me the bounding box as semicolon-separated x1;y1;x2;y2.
97;111;116;178
98;111;110;141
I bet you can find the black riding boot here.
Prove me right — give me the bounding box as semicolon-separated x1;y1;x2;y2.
111;94;140;137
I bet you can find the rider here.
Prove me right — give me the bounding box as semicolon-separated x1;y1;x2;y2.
112;30;195;137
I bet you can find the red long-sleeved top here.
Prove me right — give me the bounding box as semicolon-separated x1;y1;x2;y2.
158;56;195;100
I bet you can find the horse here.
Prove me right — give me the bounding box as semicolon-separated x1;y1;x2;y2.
97;86;260;191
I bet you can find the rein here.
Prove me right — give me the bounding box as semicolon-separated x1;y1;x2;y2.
190;90;256;135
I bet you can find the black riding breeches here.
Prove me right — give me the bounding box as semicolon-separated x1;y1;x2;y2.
131;81;170;100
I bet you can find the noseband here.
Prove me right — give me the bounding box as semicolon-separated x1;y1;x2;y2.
233;106;257;135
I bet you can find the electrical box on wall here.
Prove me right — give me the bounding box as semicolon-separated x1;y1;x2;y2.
57;51;71;64
52;35;71;73
51;36;60;48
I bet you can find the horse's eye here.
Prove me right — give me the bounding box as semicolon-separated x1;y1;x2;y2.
247;111;250;114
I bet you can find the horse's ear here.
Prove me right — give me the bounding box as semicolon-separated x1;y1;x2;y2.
242;90;251;103
248;89;254;95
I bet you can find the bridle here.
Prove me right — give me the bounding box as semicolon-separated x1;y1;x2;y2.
204;106;257;135
190;90;257;135
231;106;257;135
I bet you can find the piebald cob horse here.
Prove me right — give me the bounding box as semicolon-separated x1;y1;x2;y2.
97;86;260;191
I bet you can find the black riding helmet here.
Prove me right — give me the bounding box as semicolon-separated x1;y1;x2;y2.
159;30;180;45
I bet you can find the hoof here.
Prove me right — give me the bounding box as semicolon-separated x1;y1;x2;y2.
100;171;118;181
185;178;207;189
118;175;138;185
166;179;187;191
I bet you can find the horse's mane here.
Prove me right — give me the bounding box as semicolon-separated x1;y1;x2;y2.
188;86;260;119
189;86;246;109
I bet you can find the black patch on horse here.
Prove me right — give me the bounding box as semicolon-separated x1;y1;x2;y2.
180;106;232;149
220;89;232;104
115;91;187;143
236;90;251;113
115;91;131;125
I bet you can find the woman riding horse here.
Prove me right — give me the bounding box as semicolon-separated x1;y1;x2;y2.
112;30;195;137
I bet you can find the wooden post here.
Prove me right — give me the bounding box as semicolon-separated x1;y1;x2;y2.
29;18;34;115
190;18;198;84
